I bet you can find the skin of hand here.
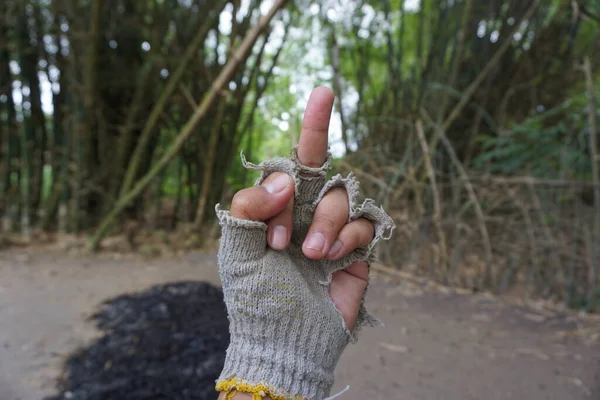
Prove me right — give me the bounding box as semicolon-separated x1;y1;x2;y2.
217;87;375;399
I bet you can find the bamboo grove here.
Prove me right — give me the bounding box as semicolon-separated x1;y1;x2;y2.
0;0;291;244
1;0;599;308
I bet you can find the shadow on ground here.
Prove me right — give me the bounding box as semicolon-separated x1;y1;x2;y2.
44;281;229;400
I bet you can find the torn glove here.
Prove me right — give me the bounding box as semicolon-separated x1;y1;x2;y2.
215;147;395;400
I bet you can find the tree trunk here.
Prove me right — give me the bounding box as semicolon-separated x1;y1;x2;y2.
582;56;599;312
194;99;226;227
29;3;48;219
0;2;14;230
19;98;32;240
40;12;68;231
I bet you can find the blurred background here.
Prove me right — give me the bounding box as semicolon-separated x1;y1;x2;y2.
2;0;600;310
1;0;600;399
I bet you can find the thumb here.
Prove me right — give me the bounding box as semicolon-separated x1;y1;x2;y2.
230;173;295;221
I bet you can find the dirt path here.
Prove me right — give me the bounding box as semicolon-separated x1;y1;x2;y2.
0;248;598;400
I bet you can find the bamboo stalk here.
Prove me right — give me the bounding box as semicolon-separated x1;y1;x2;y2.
416;120;448;277
512;189;539;297
526;183;564;297
397;0;406;107
411;0;425;110
90;0;291;250
437;0;473;123
193;98;226;227
381;0;398;109
15;5;32;240
448;166;463;284
581;56;599;312
19;108;32;241
565;198;582;307
0;1;13;231
80;0;103;225
421;108;494;289
29;3;48;220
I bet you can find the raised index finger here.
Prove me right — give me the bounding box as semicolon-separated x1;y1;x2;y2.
297;86;335;168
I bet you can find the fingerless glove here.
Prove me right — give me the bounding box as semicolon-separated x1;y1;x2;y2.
215;147;395;400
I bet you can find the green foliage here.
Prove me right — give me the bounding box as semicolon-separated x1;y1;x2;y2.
473;96;594;178
542;0;562;27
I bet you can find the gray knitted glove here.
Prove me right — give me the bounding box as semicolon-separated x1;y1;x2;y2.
215;147;395;400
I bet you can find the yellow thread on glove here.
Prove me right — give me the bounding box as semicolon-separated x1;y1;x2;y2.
216;377;306;400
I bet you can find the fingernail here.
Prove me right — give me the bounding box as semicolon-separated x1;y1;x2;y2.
328;240;343;258
264;174;291;194
272;226;287;250
304;232;326;252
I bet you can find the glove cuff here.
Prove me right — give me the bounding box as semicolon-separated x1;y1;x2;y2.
216;309;348;400
215;205;267;264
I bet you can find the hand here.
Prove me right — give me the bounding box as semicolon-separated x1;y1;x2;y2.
215;86;394;399
229;86;373;331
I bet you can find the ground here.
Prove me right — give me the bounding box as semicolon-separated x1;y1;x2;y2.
0;247;599;400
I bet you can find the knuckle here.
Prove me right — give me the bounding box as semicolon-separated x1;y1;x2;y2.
314;189;349;230
231;190;254;212
352;218;375;244
342;226;361;245
315;213;338;230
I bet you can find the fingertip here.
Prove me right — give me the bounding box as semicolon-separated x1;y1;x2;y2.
230;174;294;221
302;231;329;259
266;193;294;251
312;85;335;100
268;225;288;251
326;240;344;260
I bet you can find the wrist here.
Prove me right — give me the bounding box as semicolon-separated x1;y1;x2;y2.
214;278;352;399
